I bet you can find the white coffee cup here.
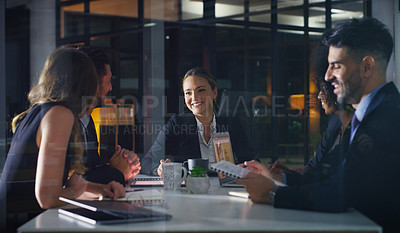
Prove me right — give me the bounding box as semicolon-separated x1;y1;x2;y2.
162;162;188;190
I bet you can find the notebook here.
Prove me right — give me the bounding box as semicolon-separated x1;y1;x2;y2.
101;189;167;208
130;175;185;187
130;175;164;186
228;191;249;199
210;160;287;187
117;189;163;201
211;132;244;187
58;197;172;225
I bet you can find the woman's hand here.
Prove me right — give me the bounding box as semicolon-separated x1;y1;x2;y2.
127;153;141;180
157;158;171;177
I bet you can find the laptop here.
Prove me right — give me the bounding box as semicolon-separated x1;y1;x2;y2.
211;132;245;188
58;197;172;225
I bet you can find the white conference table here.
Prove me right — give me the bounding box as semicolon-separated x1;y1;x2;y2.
18;177;382;233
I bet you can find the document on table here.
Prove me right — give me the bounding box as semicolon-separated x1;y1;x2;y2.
101;189;163;202
228;191;249;199
211;160;287;187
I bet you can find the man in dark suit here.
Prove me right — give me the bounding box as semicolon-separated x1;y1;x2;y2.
77;46;141;184
237;17;400;233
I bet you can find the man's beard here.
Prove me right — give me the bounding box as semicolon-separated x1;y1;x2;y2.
337;84;361;105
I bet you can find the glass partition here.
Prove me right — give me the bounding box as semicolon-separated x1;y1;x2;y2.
55;0;369;165
332;0;364;27
181;0;203;20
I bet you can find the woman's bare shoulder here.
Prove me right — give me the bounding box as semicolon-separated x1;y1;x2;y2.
41;104;75;128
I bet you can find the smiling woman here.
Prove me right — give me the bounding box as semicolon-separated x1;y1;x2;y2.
182;68;218;142
141;67;259;176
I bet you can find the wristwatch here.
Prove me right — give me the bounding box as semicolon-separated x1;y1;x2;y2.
268;186;280;206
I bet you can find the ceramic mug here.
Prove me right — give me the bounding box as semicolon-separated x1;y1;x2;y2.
162;162;187;190
183;158;209;174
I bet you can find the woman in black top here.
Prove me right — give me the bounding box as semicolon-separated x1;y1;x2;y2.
0;48;125;214
141;67;258;176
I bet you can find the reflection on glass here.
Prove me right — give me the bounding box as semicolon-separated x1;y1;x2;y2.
332;1;364;27
276;30;308;166
249;14;271;24
278;0;303;8
144;0;179;21
278;4;304;27
90;37;111;48
90;0;138;18
249;0;271;11
308;6;327;28
182;0;203;20
61;3;84;38
119;51;139;97
90;18;112;35
275;0;364;28
61;0;139;38
57;0;368;168
278;12;304;27
216;2;243;18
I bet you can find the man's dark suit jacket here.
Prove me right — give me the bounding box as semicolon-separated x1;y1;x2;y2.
286;114;350;185
307;114;344;169
274;82;400;233
141;112;258;175
83;116;125;185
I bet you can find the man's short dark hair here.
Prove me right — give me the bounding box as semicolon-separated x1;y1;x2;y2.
76;46;110;77
324;17;393;64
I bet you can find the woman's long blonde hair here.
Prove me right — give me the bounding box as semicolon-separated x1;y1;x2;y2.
12;47;99;174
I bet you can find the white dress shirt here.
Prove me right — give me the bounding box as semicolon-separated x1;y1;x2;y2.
195;115;217;163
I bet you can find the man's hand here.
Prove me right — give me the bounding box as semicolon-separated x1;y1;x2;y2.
236;172;275;204
86;181;125;200
268;160;290;174
104;181;126;200
109;145;141;182
66;173;87;198
242;160;272;178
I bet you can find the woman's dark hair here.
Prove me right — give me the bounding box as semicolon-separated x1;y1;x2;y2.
312;29;337;107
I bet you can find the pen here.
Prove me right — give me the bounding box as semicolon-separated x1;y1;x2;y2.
126;188;144;192
132;188;144;192
268;162;293;173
